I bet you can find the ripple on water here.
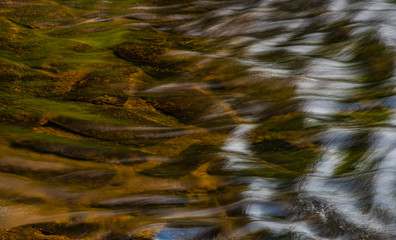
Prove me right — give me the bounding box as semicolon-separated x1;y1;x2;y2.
0;0;395;239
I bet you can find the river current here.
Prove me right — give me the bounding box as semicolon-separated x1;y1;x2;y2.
0;0;395;239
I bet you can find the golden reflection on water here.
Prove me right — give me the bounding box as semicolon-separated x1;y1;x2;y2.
0;0;396;239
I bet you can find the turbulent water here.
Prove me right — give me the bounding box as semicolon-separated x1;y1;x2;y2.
0;0;395;239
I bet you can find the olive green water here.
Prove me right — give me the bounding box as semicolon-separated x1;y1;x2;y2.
0;0;395;239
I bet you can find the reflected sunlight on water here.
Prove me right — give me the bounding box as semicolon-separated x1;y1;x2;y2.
0;0;395;239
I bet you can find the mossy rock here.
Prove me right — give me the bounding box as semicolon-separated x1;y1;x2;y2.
113;42;182;78
145;88;240;126
141;144;219;178
0;226;73;240
0;156;74;181
113;43;165;64
3;127;141;161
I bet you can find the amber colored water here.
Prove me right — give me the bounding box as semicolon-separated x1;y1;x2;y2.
0;0;395;239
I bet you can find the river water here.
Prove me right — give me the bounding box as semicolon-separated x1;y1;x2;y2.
0;0;395;239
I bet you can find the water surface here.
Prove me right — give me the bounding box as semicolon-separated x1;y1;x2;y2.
0;0;395;239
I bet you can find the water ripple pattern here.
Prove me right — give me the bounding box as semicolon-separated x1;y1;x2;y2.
0;0;395;239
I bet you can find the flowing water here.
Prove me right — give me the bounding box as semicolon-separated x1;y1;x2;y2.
0;0;395;239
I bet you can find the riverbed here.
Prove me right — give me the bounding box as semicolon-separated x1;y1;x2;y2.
0;0;395;239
